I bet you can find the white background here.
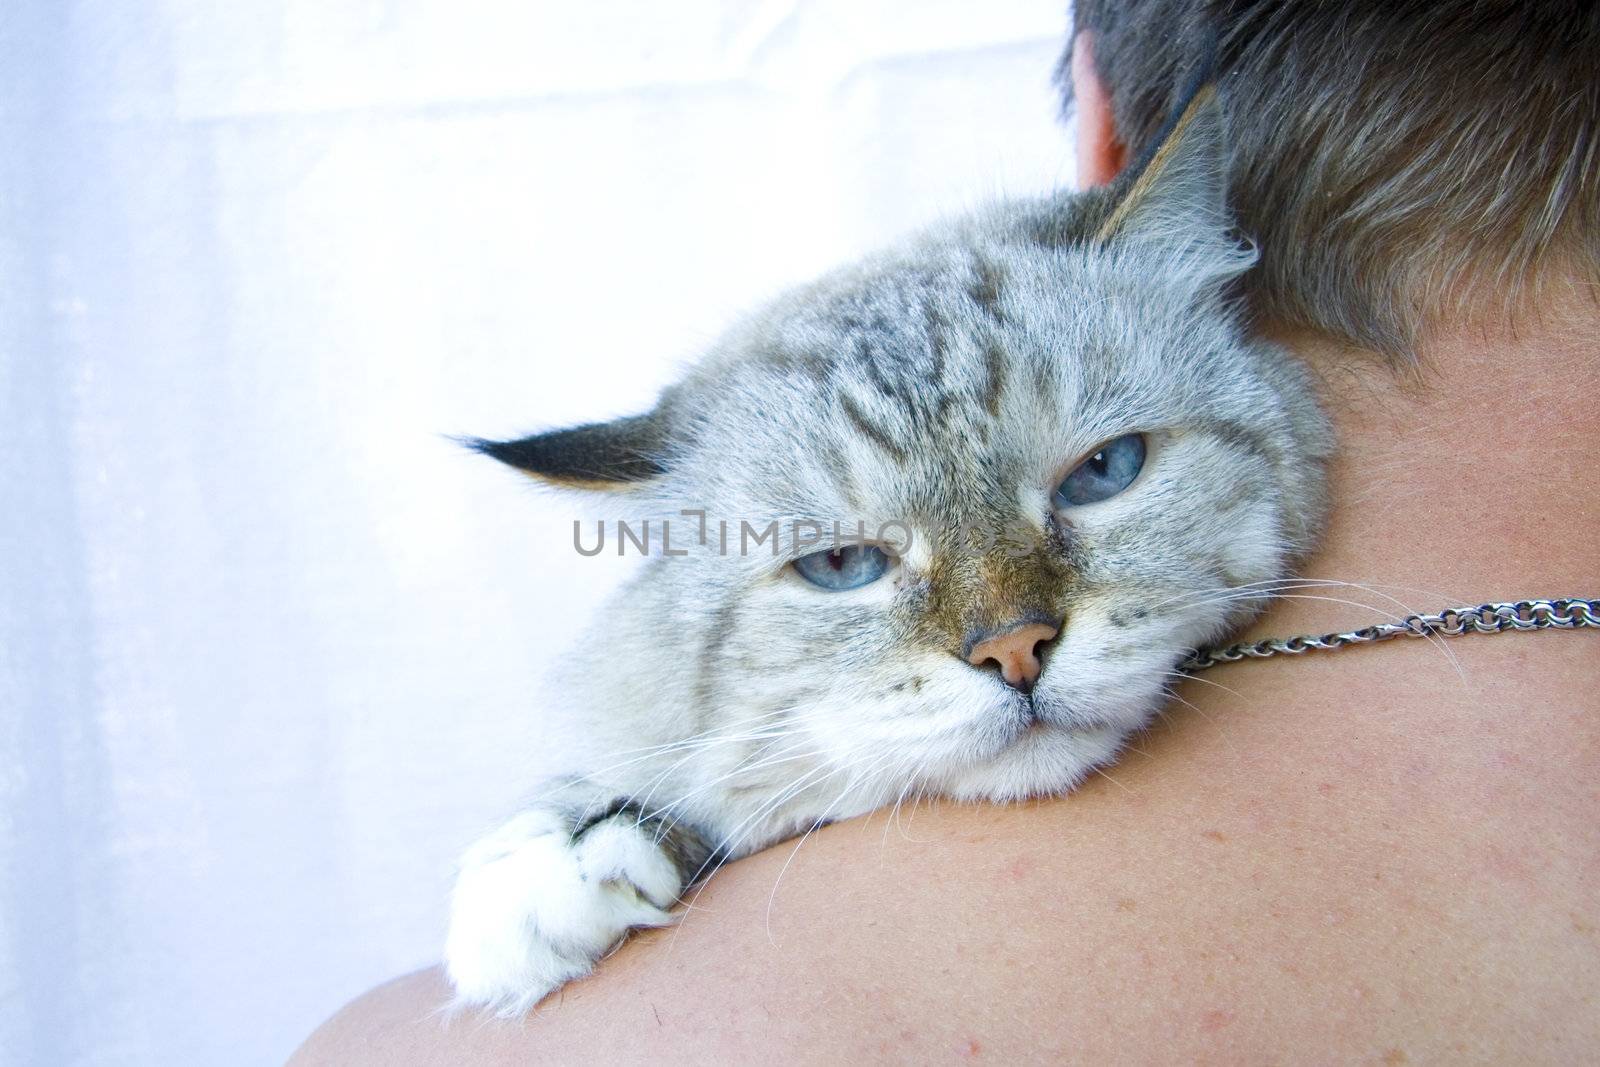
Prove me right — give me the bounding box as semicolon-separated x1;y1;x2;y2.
0;2;1077;1062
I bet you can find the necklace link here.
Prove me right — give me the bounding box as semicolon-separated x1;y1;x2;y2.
1180;597;1599;673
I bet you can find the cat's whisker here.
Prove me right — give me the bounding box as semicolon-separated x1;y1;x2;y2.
581;706;798;761
1164;577;1393;613
679;759;841;896
631;730;801;817
1164;572;1452;630
1158;681;1241;759
623;726;817;849
640;726;829;829
880;767;922;850
903;747;949;844
1167;582;1469;683
625;705;842;825
571;714;806;786
1091;764;1135;794
1139;575;1325;613
1120;739;1154;758
643;741;816;828
668;764;829;932
1245;592;1467;681
1157;676;1225;724
888;766;932;845
639;701;868;852
1148;579;1354;618
1148;574;1443;615
1162;668;1245;699
630;742;769;817
762;744;907;936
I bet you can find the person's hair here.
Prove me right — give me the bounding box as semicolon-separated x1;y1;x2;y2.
1060;0;1600;362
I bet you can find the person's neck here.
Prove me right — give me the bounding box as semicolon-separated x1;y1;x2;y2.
1247;282;1600;640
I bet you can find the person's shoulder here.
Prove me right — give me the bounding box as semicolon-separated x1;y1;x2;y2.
288;968;459;1067
293;633;1600;1063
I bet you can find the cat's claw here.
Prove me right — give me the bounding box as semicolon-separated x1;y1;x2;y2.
444;807;683;1015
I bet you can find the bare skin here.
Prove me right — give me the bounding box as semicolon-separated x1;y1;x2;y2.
290;42;1599;1067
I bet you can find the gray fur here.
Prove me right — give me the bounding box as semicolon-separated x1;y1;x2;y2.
444;94;1334;1014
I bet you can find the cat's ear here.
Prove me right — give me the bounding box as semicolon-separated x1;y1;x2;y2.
1092;82;1254;281
466;410;670;490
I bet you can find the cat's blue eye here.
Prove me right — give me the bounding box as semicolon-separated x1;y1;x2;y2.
1054;433;1147;507
792;544;892;591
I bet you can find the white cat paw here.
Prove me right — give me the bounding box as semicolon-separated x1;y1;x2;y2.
444;807;684;1015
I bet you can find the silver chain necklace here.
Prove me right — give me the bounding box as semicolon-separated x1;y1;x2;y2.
1180;597;1600;673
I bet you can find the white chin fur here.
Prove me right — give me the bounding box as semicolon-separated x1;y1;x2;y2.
930;721;1130;802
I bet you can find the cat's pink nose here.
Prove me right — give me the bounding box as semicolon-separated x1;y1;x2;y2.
965;620;1060;694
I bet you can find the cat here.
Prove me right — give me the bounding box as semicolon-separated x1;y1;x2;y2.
444;85;1333;1014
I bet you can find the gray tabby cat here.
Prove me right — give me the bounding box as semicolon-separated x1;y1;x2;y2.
445;86;1332;1014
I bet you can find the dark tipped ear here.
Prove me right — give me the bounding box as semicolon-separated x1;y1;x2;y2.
466;411;669;490
1094;81;1230;245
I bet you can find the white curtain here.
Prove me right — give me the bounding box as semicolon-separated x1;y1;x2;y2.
0;2;1074;1062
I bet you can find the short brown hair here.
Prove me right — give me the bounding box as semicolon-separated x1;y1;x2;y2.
1061;1;1600;361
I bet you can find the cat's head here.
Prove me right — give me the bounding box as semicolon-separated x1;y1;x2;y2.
477;89;1332;801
